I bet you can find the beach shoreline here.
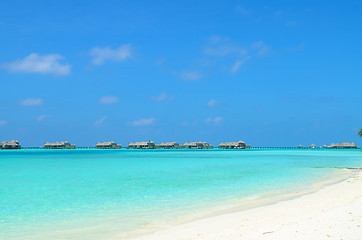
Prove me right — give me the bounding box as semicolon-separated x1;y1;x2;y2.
122;169;362;240
2;150;361;240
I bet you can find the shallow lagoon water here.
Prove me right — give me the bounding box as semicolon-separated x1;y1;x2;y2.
0;149;361;239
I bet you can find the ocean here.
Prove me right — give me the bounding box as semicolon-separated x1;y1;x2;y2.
0;149;361;239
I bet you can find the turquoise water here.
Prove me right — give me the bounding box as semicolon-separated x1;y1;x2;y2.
0;149;361;239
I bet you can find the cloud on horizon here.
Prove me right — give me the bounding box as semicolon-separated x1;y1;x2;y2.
1;53;71;76
98;96;119;104
89;44;132;65
132;118;155;126
20;98;44;106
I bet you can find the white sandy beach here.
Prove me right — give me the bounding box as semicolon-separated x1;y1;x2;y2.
125;170;362;240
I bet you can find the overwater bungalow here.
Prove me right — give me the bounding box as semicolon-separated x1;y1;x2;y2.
179;142;213;149
156;142;179;149
321;144;328;148
327;142;357;149
218;140;250;149
0;140;21;149
297;144;303;148
128;141;156;149
44;141;76;149
339;142;357;149
309;144;317;148
329;143;340;148
95;141;122;149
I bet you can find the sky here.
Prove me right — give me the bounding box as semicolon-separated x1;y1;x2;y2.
0;0;361;147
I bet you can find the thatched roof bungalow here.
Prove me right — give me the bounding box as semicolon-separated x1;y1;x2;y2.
128;141;156;149
327;142;357;149
156;142;179;149
339;142;357;149
321;144;328;148
329;143;340;148
179;142;213;149
0;140;21;149
297;144;303;148
44;141;75;149
219;140;250;149
95;141;121;149
309;144;317;148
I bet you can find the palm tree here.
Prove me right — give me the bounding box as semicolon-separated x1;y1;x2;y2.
358;129;362;137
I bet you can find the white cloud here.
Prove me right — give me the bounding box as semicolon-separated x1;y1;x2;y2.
89;44;132;65
132;118;155;126
203;35;247;58
206;99;222;107
94;116;107;126
252;41;269;56
181;71;203;81
20;98;43;106
99;96;119;104
0;120;8;126
206;116;223;125
231;56;250;73
1;53;71;76
36;114;50;121
150;93;174;102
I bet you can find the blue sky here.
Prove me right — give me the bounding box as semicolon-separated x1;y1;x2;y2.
0;0;361;147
